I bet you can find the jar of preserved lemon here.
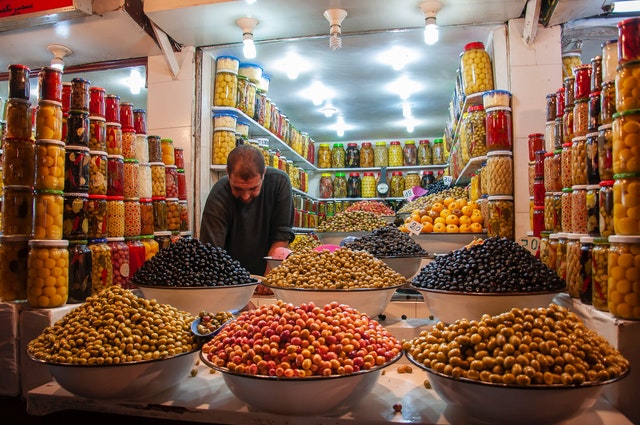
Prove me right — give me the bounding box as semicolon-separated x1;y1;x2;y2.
0;235;29;301
612;110;640;174
388;141;403;167
461;41;494;96
161;138;175;166
33;190;64;239
362;172;376;198
27;239;69;308
613;173;640;235
34;139;65;191
591;237;609;311
317;143;331;168
35;100;63;141
213;55;239;107
607;235;640;319
374;142;389;167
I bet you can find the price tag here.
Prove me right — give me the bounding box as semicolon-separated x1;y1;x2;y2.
519;236;540;256
403;188;414;199
406;220;423;235
442;176;453;186
404;186;427;202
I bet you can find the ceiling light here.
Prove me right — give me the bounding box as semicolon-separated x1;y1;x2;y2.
387;76;422;100
321;104;338;117
336;115;346;137
47;44;72;70
610;0;640;12
278;52;311;80
124;68;146;95
401;102;413;118
419;0;442;46
323;8;348;50
302;81;334;106
406;116;416;133
236;17;259;59
245;0;257;4
380;46;416;71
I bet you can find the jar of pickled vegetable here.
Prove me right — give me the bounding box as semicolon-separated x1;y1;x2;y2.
123;159;139;199
106;237;130;289
333;173;347;198
544;193;555;232
35;139;65;191
421;171;435;189
5;98;32;139
236;75;249;114
107;154;124;197
588;91;601;133
561;142;573;188
319;173;333;199
585;132;600;185
212;128;236;165
461;41;494;96
607;235;640;319
545;121;556;153
539;231;552;269
246;82;257;120
388;141;403;167
556;233;569;282
106;195;125;238
574;64;591;100
591;237;609;311
573;99;589;137
345;143;360;168
147;135;162;163
88;150;107;195
140;234;159;260
331;143;346;168
552;191;563;233
1;186;33;236
487;195;514;239
3;138;34;186
67;240;92;303
361;172;376;198
432;139;445;165
164;164;178;199
27;239;69;308
485;106;512;152
543;152;559;192
579;236;594;304
600;81;616;125
613;173;640;235
571;185;588;234
571;136;588;186
533;205;545;236
317;144;331;168
33;190;64;240
566;233;582;298
87;194;107;239
486;150;513;196
374;141;389;167
152;197;168;232
124;199;141;237
390;171;404;198
347;173;362;198
213;55;239;107
563;107;575;145
405;171;420;189
597;123;613;181
161;138;175;166
617;17;640;64
88;238;112;294
105;122;122;155
154;230;172;251
359;142;374;167
554;117;564;150
140;199;155;236
598;180;614;237
586;184;600;236
403;140;417;166
612;110;640;174
417;139;432;165
548;233;559;275
125;236;145;279
0;235;29;301
36;100;63;140
179;200;190;232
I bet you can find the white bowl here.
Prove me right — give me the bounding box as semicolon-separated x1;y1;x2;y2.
315;231;371;246
406;352;628;424
381;215;397;224
136;280;259;315
410;232;487;254
264;256;283;270
263;283;404;317
411;286;565;324
200;350;401;416
29;350;198;400
378;255;425;280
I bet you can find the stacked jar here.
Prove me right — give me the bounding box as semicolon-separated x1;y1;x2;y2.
214;55;239;108
465;105;487;159
544;93;557;152
562;51;582;79
460;41;494;96
212;111;237;165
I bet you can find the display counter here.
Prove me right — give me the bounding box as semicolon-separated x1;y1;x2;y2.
25;359;632;425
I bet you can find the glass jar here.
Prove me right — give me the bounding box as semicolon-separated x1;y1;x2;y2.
70;77;90;111
124;199;141;237
88;87;106;118
585;132;600;185
533;206;544;236
319;173;333;199
485;150;513;195
125;237;145;280
403;140;417;166
331;173;346;198
1;186;33;236
612;110;640;174
147;135;162;163
461;41;494;95
573;64;591;101
563;107;575;145
597;123;614;181
591;237;609;311
8;64;30;99
548;234;560;276
359;142;374;167
3;138;34;186
35;99;63;140
0;236;29;301
571;185;588;234
105;94;120;123
140;234;159;261
214;56;239;107
331;143;346;168
579;236;594;304
150;162;166;198
545;120;556;153
600;81;616;125
571;136;588;186
539;231;552;268
62;193;89;240
544;151;562;192
485;106;512;152
607;235;640;319
67;240;92;303
247;82;258;120
5;98;32;139
164;164;178;199
105;122;122;155
89;116;107;152
573;99;589;137
347;173;362;198
566;234;582;298
179;200;190;232
421;171;435;189
88;239;112;294
177;169;187;200
405;171;420;189
166;198;181;232
87;194;107;239
88;150;108;195
561;187;573;233
161;138;175;166
618;17;640;64
212;128;236;165
564;76;576;109
106;196;125;238
487;195;514;239
236;75;249;114
598;180;615;238
561;142;573;188
34;139;65;191
588;91;601;133
317;144;331;168
138;163;152;200
533;178;545;207
552;191;563;233
602;39;618;83
27;239;69;308
140;199;155;236
123;158;139;199
374;141;389;167
152;197;168;232
362;172;376;198
134;134;149;164
122;130;136;159
586;184;600;236
544;193;555;232
345;143;360;168
388;140;406;168
556;233;569;282
389;172;404;198
106;237;130;289
154;230;172;251
613;173;640;235
64;146;90;194
33;190;64;239
106;154;124;197
554;117;564;150
432;139;445;165
546;93;557;122
417;139;432;165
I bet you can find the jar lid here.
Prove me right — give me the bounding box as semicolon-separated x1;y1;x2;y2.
613;109;640;119
124;236;142;241
599;180;615;187
347;143;357;147
586;132;599;138
556;232;569;238
405;140;416;145
161;138;173;144
616;59;640;71
464;41;485;51
149;161;165;166
567;233;583;240
333;143;344;147
391;171;403;176
164;164;177;169
571;185;589;190
106;195;125;201
419;139;429;144
64;192;88;198
534;206;545;211
0;235;30;242
89;116;106;122
376;141;387;146
88;238;108;244
319;143;330;147
487;195;514;200
486;150;513;157
485;106;512;113
562;51;581;57
361;142;372;146
124;158;139;164
586;185;600;190
321;173;332;177
549;233;560;239
216;55;239;62
29;239;69;247
562;142;572;148
154;231;172;237
3;185;33;192
89;150;108;156
544;152;554;158
35;139;65;147
572;135;587;142
67;145;90;153
390;141;400;145
140;198;152;203
35;189;64;196
106;237;126;242
589;91;601;98
613;172;640;179
598;123;613;131
239;62;263;71
124;197;140;202
68;239;89;245
484;89;512;96
609;235;640;243
349;172;360;177
468;105;485;112
152;196;166;201
363;172;374;176
107;154;124;160
88;194;108;200
433;139;443;144
38;99;62;108
528;133;544;138
423;170;434;175
580;236;594;244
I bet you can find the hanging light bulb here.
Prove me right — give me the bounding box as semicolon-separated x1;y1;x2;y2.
323;8;348;50
419;0;442;46
236;17;259;59
47;44;72;71
401;102;413;118
336;115;346;137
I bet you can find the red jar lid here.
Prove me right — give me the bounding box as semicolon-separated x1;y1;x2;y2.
599;180;614;187
364;172;374;176
468;105;485;112
347;143;357;147
544;152;554;158
423;171;434;175
390;141;400;145
529;133;544;138
361;142;371;147
419;139;429;144
392;171;403;176
464;41;485;51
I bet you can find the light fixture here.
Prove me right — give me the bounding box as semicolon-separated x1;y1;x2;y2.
236;17;259;59
320;104;337;117
277;52;311;80
323;8;348;50
379;46;416;71
124;68;146;95
405;116;416;133
47;44;72;70
387;76;422;100
302;81;334;106
336;114;346;137
610;0;640;12
401;102;413;118
419;0;442;46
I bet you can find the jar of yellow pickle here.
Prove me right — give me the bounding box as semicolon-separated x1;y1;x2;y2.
591;237;609;311
317;143;331;168
390;171;405;198
612;110;640;174
362;172;376;198
88;238;113;294
562;52;582;78
359;142;374;167
33;189;64;239
607;235;640;319
212;128;236;165
213;55;239;107
161;138;175;166
140;234;159;260
487;195;514;239
613;173;640;235
374;141;388;167
461;41;494;96
388;141;403;167
405;171;420;189
27;239;69;308
331;143;346;168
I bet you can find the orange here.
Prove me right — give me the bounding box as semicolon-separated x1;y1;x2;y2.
434;216;446;225
399;225;408;232
433;222;446;233
445;214;459;226
467;201;479;210
411;212;422;222
470;212;484;224
421;215;433;224
470;222;483;233
461;205;473;217
440;209;451;218
459;215;472;225
431;202;444;213
443;197;455;208
456;198;468;208
421;222;434;233
446;224;460;233
447;201;458;211
459;223;471;233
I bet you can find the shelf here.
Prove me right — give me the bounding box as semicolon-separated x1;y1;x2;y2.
292;187;312;198
450;91;485;143
212;106;317;172
315;164;449;173
317;197;405;202
454;155;486;186
292;227;315;233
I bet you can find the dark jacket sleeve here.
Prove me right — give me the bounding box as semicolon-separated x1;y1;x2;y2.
199;177;232;247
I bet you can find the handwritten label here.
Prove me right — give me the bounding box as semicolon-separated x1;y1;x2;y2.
442;176;453;186
403;188;414;199
0;0;74;18
519;236;540;256
406;220;423;235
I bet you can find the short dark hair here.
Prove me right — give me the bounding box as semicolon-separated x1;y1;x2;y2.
227;145;266;180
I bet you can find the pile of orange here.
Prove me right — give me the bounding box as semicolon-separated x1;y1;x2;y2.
399;197;484;234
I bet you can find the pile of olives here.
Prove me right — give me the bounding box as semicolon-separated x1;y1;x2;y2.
195;310;234;336
27;286;198;364
289;234;321;252
344;226;428;257
316;210;387;232
412;237;565;293
131;238;253;288
403;304;629;386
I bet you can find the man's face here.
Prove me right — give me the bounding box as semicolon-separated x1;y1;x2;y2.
229;172;264;204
